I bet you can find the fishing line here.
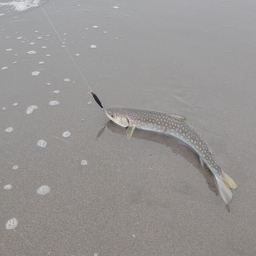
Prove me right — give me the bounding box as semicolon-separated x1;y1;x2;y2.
39;2;104;109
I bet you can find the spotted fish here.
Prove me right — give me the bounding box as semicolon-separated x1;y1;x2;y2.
105;106;237;205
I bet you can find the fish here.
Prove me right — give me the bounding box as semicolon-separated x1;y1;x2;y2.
104;106;237;205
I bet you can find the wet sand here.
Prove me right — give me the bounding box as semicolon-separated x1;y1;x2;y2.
1;0;256;255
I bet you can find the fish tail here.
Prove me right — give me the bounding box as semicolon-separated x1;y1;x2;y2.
215;174;234;205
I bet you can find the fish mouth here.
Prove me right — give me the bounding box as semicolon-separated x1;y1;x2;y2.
105;109;114;120
104;108;129;127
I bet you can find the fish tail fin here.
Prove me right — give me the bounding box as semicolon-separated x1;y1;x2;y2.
222;171;238;190
215;174;233;205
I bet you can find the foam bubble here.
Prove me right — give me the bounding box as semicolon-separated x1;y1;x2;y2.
2;67;8;70
26;105;38;115
30;42;35;45
6;218;18;230
37;36;42;40
113;6;119;9
13;103;18;106
37;140;47;148
90;45;97;49
64;78;70;82
4;184;12;190
6;49;13;52
62;131;71;138
5;127;13;133
81;160;88;166
37;185;50;195
17;37;22;39
53;90;60;94
46;54;51;57
32;71;40;76
42;46;47;49
27;50;36;54
0;0;42;12
92;25;98;29
13;165;19;170
39;61;44;64
49;101;59;106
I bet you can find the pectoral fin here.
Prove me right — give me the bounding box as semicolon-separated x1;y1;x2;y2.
126;126;135;139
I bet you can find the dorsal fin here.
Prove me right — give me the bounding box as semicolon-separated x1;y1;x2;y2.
165;113;187;121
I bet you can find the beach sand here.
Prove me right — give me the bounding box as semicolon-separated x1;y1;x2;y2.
1;0;256;255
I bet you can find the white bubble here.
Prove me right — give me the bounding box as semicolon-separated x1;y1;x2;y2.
53;90;60;94
6;218;18;230
17;37;22;40
29;42;35;45
75;53;80;56
27;50;36;54
64;78;70;82
46;82;51;85
90;45;97;49
32;71;40;76
6;48;13;52
81;160;88;166
39;61;44;64
5;127;13;133
62;131;71;138
26;105;38;115
0;13;4;16
37;185;50;195
37;140;47;148
2;67;8;70
113;6;119;9
12;165;19;170
49;101;59;106
13;103;18;106
46;54;51;57
4;184;12;190
37;37;42;40
88;101;92;104
42;46;47;49
92;25;98;29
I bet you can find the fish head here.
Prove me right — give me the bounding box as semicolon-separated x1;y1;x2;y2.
105;106;129;127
